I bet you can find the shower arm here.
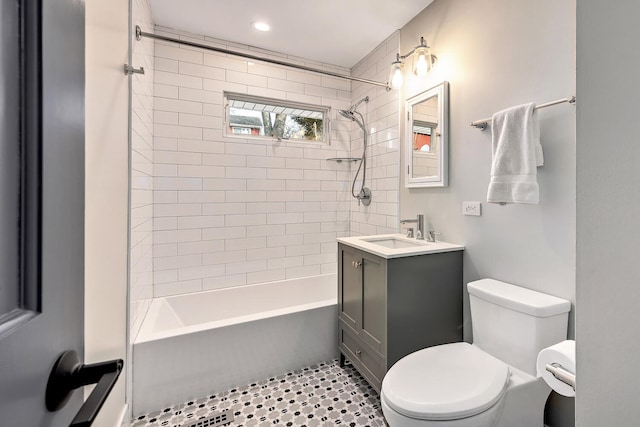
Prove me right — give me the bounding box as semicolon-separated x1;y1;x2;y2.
349;96;370;113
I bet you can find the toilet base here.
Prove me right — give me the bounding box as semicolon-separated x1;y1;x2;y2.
382;394;504;427
492;371;550;427
382;368;551;427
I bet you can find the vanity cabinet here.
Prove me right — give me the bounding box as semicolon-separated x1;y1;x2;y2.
337;242;463;392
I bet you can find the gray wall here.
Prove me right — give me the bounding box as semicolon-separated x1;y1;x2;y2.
576;0;640;425
400;0;576;336
399;0;576;425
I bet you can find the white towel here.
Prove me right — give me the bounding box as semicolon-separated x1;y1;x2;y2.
487;102;543;204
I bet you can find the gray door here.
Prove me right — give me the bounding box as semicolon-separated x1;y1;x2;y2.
0;0;87;425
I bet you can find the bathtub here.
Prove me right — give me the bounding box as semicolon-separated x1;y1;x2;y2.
132;274;338;416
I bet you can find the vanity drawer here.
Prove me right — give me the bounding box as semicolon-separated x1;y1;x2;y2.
339;324;385;390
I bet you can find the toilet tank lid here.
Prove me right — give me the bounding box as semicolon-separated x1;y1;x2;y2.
468;279;571;317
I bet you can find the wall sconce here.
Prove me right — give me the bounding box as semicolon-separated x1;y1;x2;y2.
388;36;437;90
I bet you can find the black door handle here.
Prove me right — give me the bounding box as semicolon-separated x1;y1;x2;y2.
45;350;124;427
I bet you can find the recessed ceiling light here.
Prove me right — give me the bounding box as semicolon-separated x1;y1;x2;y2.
252;21;270;32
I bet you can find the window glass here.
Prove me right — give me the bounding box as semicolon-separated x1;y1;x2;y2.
412;121;435;153
225;93;328;143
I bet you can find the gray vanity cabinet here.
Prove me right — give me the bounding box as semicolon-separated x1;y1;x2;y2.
337;242;463;392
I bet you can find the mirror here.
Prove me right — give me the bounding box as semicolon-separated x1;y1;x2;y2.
405;81;449;187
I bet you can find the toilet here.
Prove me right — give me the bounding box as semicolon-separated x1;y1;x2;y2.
381;279;571;427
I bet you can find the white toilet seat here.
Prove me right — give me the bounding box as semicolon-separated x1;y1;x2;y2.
381;342;510;421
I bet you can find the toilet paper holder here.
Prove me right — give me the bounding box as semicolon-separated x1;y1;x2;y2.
545;363;576;391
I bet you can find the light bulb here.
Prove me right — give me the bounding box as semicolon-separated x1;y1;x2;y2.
389;62;404;90
413;47;431;76
391;67;403;89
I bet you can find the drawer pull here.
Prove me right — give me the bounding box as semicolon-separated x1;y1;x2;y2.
354;261;362;268
356;350;362;356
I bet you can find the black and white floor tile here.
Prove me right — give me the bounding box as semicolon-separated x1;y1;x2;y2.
131;359;387;427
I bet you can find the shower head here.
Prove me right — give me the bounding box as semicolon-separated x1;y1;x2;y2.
339;96;370;121
339;109;355;120
339;109;365;130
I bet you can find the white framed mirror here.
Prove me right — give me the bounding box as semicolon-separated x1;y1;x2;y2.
405;81;449;188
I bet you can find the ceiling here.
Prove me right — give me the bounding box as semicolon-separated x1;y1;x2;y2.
149;0;433;68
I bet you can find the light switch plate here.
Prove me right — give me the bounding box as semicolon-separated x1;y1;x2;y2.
463;201;481;216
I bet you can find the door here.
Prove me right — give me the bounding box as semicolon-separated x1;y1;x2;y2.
0;0;87;425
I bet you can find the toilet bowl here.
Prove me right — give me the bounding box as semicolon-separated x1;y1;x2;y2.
381;279;571;426
380;342;552;427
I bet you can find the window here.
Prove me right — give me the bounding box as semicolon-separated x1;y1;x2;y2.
412;120;437;153
224;92;329;143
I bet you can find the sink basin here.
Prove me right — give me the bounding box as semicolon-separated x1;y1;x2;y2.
361;236;425;249
337;234;464;259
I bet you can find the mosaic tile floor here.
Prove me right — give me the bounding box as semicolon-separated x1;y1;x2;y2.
131;359;387;427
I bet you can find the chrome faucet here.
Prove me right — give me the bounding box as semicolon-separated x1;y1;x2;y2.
400;214;424;240
426;230;441;242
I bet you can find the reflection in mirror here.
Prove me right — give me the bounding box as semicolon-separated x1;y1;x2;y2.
405;82;448;187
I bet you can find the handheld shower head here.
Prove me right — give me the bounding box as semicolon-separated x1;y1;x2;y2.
338;109;354;120
339;96;369;122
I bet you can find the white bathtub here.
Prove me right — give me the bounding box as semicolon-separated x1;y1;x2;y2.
132;274;338;416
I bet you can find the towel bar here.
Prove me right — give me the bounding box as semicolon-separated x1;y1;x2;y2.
471;96;576;130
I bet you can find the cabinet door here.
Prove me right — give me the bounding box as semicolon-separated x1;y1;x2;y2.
361;251;386;354
338;244;362;331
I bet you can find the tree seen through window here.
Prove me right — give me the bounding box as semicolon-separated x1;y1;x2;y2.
226;93;327;142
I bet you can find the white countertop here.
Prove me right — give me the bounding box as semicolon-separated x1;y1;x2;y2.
337;234;464;259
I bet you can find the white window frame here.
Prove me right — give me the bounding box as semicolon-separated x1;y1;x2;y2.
224;92;331;145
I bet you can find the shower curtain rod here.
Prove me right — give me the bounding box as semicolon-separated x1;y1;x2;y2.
135;26;390;89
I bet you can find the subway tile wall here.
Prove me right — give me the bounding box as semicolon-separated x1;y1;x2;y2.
349;32;401;236
130;0;154;336
150;27;357;297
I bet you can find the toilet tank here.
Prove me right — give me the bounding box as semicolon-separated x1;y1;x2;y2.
468;279;571;376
